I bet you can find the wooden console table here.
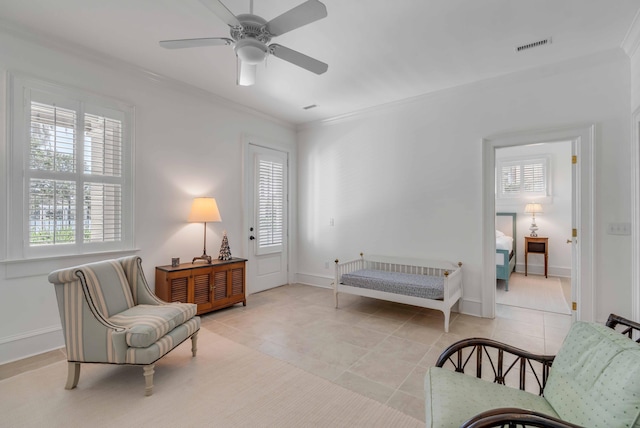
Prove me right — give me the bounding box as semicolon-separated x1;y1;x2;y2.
524;237;548;278
155;258;246;315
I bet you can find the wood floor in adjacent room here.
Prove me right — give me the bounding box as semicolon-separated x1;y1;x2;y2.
1;284;572;424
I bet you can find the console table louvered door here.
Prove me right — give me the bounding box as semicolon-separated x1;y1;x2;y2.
155;258;247;315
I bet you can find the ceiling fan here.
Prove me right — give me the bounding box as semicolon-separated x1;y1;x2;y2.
160;0;328;86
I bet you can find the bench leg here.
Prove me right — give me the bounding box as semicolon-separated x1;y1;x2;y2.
334;289;339;308
143;364;155;396
191;331;199;357
443;311;450;333
65;362;81;390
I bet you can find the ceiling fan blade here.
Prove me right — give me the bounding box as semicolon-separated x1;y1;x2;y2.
237;60;257;86
199;0;241;28
159;37;233;49
269;44;328;75
265;0;327;37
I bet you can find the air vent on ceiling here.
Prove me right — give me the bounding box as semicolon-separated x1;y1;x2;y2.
515;37;552;52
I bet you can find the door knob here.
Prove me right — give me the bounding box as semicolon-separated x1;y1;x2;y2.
249;236;255;240
566;239;572;244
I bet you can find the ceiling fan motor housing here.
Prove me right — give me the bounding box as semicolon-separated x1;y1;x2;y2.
231;14;272;43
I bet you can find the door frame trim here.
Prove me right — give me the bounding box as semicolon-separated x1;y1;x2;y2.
632;107;640;323
482;124;595;321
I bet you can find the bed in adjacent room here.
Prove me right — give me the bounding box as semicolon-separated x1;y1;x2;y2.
496;212;516;291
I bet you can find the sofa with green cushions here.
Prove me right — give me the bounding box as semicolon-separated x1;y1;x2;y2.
425;314;640;428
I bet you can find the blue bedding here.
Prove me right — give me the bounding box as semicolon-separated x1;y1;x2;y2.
340;269;444;300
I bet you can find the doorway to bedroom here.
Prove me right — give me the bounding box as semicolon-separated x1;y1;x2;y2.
494;141;573;316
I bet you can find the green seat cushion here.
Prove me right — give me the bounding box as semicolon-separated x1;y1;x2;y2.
109;303;197;348
544;321;640;428
425;367;559;428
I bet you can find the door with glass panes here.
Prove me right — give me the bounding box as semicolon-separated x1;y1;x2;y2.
246;144;288;294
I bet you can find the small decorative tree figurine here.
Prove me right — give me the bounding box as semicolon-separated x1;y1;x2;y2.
218;231;232;260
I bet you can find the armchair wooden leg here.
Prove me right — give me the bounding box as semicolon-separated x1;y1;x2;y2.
191;331;199;357
65;362;81;390
143;364;155;396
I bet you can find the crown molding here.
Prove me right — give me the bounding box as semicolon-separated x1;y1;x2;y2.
622;8;640;58
0;19;294;130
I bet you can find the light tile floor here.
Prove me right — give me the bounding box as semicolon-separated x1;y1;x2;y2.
203;284;572;422
0;283;572;423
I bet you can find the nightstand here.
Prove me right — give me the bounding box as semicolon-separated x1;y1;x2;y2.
525;236;548;278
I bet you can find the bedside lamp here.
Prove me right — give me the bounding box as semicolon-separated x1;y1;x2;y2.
188;197;222;264
524;203;543;237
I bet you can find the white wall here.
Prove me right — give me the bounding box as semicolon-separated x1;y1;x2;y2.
0;29;296;364
632;47;640;112
297;49;632;323
495;142;572;277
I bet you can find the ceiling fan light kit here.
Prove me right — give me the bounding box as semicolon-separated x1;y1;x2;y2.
160;0;328;86
234;38;268;65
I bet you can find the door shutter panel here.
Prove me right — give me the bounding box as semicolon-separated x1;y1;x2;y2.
256;154;285;255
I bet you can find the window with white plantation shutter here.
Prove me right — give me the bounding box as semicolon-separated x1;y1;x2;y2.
8;74;133;259
497;157;549;199
256;155;285;255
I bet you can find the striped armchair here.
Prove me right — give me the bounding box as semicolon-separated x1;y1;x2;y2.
48;256;200;396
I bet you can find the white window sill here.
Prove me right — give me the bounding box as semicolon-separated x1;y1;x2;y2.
1;249;141;279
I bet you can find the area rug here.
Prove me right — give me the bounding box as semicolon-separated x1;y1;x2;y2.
497;273;571;315
1;329;421;428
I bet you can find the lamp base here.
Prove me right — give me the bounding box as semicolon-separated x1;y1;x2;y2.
192;254;212;264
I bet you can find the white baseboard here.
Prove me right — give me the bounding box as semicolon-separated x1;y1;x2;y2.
0;326;64;365
459;298;483;318
296;272;333;288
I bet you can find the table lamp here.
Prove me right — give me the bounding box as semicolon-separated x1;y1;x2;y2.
188;197;221;263
524;203;543;237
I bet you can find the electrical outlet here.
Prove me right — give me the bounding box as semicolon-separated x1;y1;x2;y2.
324;261;330;269
607;223;631;235
329;218;335;226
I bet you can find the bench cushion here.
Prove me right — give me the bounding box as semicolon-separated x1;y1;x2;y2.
544;321;640;428
109;303;198;348
425;367;559;428
341;269;444;299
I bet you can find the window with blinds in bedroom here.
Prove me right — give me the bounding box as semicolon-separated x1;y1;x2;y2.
7;74;134;259
497;157;550;199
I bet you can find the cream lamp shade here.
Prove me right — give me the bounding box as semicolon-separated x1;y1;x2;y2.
524;203;542;237
188;197;222;223
189;197;221;264
524;203;543;215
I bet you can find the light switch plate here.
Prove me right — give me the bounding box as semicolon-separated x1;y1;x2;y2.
607;223;631;235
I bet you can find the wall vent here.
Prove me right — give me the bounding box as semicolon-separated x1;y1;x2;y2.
515;37;552;52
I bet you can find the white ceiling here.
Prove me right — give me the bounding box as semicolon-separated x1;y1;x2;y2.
1;0;639;125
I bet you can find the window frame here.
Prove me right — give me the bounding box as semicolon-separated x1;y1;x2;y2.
6;73;135;260
496;155;551;201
